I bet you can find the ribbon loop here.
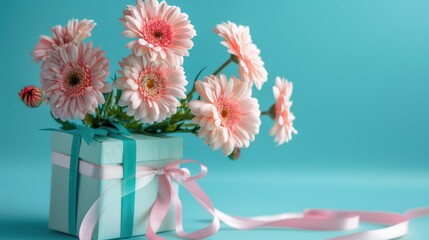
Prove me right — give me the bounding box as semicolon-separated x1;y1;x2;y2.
165;160;208;182
42;121;130;145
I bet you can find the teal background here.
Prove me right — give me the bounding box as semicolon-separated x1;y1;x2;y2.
0;0;428;239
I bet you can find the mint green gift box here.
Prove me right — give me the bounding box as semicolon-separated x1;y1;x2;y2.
49;132;182;239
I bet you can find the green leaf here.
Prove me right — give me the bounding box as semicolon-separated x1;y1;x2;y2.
166;124;177;132
101;91;113;119
83;114;94;127
115;89;122;105
110;74;117;81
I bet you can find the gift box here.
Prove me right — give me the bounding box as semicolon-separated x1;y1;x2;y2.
48;131;182;239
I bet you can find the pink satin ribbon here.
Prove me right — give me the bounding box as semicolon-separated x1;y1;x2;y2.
77;160;429;240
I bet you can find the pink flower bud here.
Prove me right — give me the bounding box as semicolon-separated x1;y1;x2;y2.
228;147;241;160
19;85;43;108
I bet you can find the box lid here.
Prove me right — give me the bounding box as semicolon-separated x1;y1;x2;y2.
51;132;183;165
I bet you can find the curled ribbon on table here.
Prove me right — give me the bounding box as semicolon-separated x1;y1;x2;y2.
78;160;429;240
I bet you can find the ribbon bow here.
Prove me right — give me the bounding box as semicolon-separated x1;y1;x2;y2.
78;160;429;240
43;120;130;144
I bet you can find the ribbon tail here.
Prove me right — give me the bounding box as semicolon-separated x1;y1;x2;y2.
213;209;410;240
146;175;173;240
329;207;429;240
75;159;429;240
171;179;220;239
405;206;429;219
328;222;408;240
175;175;359;235
169;167;418;240
168;173;221;239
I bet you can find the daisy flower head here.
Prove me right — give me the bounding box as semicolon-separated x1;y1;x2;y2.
113;54;188;124
121;0;196;67
40;42;111;121
188;74;261;156
32;19;96;63
214;21;268;90
269;77;297;145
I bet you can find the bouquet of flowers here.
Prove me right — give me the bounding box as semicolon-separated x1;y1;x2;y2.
19;0;297;159
17;1;429;240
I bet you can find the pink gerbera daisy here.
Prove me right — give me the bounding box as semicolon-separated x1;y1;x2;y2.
121;0;196;67
188;75;261;155
269;77;297;145
40;42;111;121
113;54;188;124
214;21;268;90
32;19;96;63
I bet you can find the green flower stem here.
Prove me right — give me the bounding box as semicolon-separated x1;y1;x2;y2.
185;87;197;102
186;56;234;103
265;104;276;119
140;119;199;135
213;56;234;76
101;91;113;118
181;66;207;105
180;123;198;128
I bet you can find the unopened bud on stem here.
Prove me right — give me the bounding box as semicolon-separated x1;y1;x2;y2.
228;147;241;160
19;85;43;108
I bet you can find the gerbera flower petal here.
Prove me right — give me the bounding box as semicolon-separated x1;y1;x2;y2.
40;42;110;121
66;19;96;43
214;21;268;90
32;19;96;63
188;74;261;156
121;0;196;67
269;77;298;145
113;54;188;124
